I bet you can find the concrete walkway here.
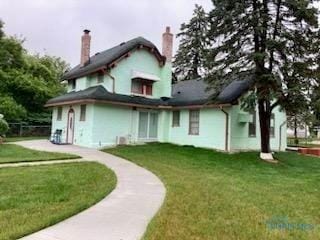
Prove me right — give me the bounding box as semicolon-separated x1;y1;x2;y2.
15;140;166;240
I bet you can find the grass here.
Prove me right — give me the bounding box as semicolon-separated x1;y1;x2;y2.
0;144;79;164
4;136;48;143
0;162;116;240
105;143;320;240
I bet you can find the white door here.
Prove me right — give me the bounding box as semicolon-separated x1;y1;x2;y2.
67;109;75;144
138;111;158;140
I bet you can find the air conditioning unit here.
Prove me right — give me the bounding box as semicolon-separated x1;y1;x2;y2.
116;136;128;145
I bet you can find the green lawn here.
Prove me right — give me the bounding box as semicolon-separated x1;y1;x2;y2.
0;144;79;164
4;136;48;143
0;162;116;240
105;143;320;240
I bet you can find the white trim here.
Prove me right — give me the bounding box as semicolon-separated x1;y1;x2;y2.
131;70;160;81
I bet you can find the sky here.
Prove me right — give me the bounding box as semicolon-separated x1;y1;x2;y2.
0;0;212;67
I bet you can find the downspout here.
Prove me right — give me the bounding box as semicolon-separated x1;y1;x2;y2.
279;121;286;151
220;106;229;152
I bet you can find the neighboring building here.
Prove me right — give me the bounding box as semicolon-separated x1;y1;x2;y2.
47;27;287;151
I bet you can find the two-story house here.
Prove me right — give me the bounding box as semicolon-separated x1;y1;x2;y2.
46;27;287;151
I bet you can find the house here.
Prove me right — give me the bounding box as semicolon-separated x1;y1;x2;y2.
46;27;287;151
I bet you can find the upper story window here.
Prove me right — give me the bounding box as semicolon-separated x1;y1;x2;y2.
80;105;86;121
249;110;256;137
172;111;180;127
131;79;153;96
97;72;104;83
189;110;200;135
69;79;76;90
270;113;275;137
57;106;62;121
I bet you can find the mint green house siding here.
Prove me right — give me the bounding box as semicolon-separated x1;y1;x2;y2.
91;104;133;148
167;109;228;150
51;103;286;151
70;49;172;98
229;105;286;151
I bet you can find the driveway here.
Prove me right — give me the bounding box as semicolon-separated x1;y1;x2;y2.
16;140;166;240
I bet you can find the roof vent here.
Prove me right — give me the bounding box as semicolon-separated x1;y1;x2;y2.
95;52;100;55
120;42;126;46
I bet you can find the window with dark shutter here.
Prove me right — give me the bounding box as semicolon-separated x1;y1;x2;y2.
80;105;86;121
97;72;104;83
172;111;180;127
248;111;256;137
57;107;62;121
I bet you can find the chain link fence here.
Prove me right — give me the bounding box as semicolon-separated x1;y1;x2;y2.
7;123;51;137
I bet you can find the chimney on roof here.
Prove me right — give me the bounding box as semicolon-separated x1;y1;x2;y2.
162;26;173;62
80;29;91;66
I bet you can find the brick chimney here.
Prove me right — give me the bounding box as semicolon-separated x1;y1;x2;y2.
162;26;173;62
80;29;91;66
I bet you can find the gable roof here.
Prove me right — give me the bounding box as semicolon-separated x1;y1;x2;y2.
63;37;165;80
46;78;251;108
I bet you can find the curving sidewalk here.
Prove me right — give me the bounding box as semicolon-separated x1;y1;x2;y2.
16;140;166;240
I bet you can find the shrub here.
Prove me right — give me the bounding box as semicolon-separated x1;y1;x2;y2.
0;118;9;137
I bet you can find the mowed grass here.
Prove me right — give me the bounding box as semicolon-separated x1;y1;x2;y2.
4;136;48;143
0;162;116;240
105;143;320;240
0;144;79;164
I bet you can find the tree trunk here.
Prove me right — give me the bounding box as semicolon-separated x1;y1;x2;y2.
294;117;298;144
258;99;271;153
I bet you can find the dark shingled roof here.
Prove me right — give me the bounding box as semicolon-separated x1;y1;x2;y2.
46;79;251;107
169;78;251;106
46;86;165;106
63;37;165;80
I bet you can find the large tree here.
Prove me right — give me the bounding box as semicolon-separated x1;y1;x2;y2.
205;0;319;158
0;20;69;123
173;4;209;80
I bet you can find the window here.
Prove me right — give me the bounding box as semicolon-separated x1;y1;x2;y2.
189;110;200;135
70;79;76;90
131;79;153;96
80;105;86;121
270;113;275;137
97;72;104;83
248;110;256;137
172;111;180;127
145;84;153;95
57;107;62;121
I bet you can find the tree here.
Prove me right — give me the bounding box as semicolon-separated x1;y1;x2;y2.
0;21;69;123
205;0;320;158
173;4;209;80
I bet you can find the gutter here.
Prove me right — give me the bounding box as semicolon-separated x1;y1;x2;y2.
279;120;286;151
220;106;229;151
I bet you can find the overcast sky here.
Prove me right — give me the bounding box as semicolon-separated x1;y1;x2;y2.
0;0;212;66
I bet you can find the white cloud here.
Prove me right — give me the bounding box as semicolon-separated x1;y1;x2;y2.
0;0;212;66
